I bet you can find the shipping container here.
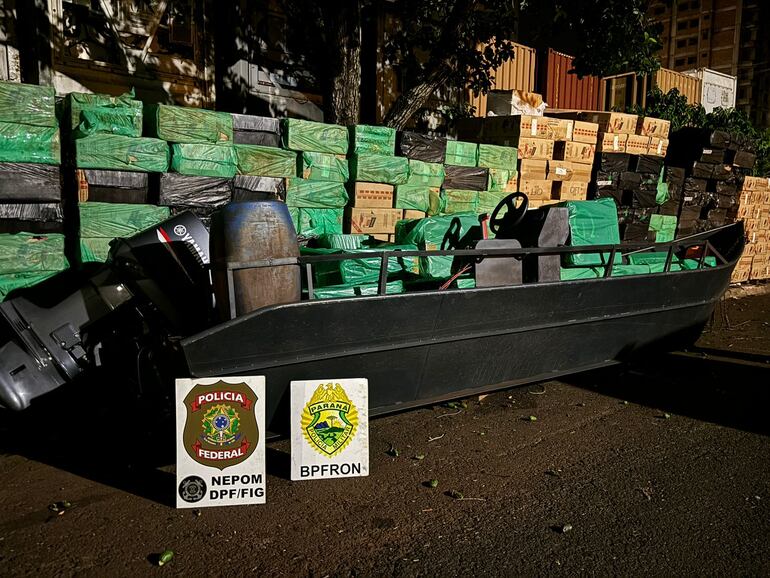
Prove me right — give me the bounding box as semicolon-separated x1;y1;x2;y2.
599;68;702;111
468;42;537;117
539;49;600;111
684;68;737;113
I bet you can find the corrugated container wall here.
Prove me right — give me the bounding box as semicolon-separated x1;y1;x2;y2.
684;68;737;114
652;69;701;105
540;49;600;110
469;42;536;117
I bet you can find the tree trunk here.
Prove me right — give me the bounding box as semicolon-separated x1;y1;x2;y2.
321;0;361;125
382;66;450;130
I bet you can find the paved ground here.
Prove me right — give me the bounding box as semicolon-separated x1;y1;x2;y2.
1;292;769;576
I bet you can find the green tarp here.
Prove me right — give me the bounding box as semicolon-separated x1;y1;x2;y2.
317;234;368;250
559;198;621;267
442;190;479;214
649;214;677;243
0;82;57;127
656;167;669;205
445;141;478;167
76;134;169;172
406;159;444;188
486;168;517;193
144;104;233;144
311;279;405;300
302;245;418;286
289;207;344;237
298;151;349;182
626;252;716;270
170;143;236;178
395;212;480;279
285;179;348;208
0;123;60;165
235;144;296;177
0;232;66;298
560;256;717;281
560;264;651;280
282;119;348;154
349;154;409;185
79;202;170;262
349;125;396;156
477;144;517;170
67;91;143;137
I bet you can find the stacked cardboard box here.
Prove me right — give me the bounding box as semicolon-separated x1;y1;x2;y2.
732;176;770;282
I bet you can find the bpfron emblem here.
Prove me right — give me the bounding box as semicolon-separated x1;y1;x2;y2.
183;380;259;470
301;382;358;457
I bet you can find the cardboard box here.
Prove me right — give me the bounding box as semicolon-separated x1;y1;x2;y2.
626;134;651;155
571;120;599;144
554;141;596;165
346;207;403;234
637;116;671;138
547;160;574;181
527;199;558;210
517;179;553;200
518;159;548;180
371;233;395;242
517;137;554;160
647;137;669;157
742;176;770;191
579;112;638;134
403;210;426;220
351;182;394;208
597;133;628;153
557;181;589;200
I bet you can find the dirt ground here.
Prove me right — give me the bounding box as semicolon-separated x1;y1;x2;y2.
1;290;769;576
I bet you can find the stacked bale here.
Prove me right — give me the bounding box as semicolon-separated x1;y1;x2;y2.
0;81;67;298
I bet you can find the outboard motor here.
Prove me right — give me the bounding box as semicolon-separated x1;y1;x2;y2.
0;212;211;411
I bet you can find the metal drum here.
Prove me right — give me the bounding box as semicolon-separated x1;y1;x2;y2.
210;201;300;319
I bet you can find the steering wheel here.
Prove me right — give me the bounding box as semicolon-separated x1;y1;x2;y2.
489;192;529;236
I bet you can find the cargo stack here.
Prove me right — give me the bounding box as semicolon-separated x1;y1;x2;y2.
230;114;288;202
0;81;63;234
69;94;169;263
732;176;770;283
347;125;405;241
666;128;752;238
282;118;349;238
0;81;68;297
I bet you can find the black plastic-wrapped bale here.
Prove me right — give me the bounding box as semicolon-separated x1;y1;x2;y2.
665;166;686;185
598;153;631;173
682;177;708;194
232;175;286;201
631;155;664;174
397;131;447;163
231;114;281;147
158;173;232;214
714;180;738;196
442;165;489;191
729;150;756;168
657;199;681;216
82;169;149;204
0;163;61;203
698;148;727;164
0;202;64;233
691;162;733;181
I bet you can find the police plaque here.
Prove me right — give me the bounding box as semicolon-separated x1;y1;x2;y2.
290;378;369;480
176;376;266;508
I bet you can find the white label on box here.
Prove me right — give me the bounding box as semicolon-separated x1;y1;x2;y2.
657;141;663;154
566;122;574;141
530;118;538;136
597;180;612;186
613;135;619;150
555;167;567;176
703;149;712;154
176;376;266;508
685;196;694;202
291;378;369;481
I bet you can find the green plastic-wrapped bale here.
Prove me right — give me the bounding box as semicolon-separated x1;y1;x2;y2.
349;125;397;155
0;232;67;298
486;168;517;193
560;264;652;281
349;154;409;185
67;91;143;137
76;134;169;172
478;190;507;214
406;159;444;188
289;207;344;237
0;123;60;165
0;82;57;127
317;234;368;250
282;118;348;154
285;179;348;208
395;212;480;279
442;190;479;214
394;185;440;213
311;279;405;300
235;144;296;177
171;143;236;178
298;151;349;182
445;140;478;167
558;198;621;267
144;103;233;143
79;202;171;262
477;144;517;170
302;245;418;286
649;214;677;243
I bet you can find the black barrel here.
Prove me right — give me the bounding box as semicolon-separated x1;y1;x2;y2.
210;201;301;319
